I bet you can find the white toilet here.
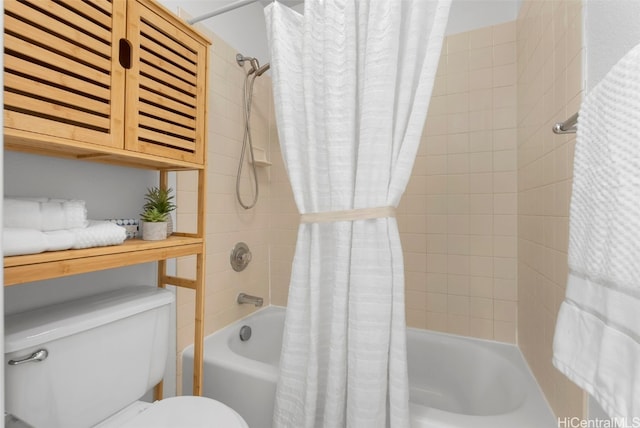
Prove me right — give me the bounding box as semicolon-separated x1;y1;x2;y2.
4;286;248;428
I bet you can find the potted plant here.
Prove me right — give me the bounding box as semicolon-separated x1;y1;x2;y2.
143;186;176;235
140;207;168;241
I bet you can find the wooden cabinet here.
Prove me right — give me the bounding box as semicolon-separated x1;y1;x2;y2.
3;0;210;397
4;0;208;168
4;0;127;149
125;1;208;165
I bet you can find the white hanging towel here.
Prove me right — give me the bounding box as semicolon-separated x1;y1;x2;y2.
553;42;640;419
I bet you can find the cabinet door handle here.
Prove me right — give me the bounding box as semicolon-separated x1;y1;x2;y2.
119;38;132;69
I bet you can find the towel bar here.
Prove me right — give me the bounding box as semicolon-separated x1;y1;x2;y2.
553;112;579;134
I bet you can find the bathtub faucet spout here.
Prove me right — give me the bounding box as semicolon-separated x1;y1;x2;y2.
237;293;264;307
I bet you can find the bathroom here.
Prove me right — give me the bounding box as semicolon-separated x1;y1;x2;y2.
2;0;640;426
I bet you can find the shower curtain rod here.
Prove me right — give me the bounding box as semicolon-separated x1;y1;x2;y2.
188;0;261;24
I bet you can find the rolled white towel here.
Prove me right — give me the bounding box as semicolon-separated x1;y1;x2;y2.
4;197;88;231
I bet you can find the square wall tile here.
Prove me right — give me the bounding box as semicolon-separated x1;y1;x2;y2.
398;20;521;346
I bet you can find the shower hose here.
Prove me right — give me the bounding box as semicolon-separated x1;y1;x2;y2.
236;71;260;210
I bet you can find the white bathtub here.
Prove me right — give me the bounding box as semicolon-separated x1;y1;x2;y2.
182;306;556;428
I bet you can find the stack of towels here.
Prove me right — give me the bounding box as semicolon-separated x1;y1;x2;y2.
3;197;126;257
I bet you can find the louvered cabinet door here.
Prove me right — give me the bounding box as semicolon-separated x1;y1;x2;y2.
4;0;127;148
124;0;208;166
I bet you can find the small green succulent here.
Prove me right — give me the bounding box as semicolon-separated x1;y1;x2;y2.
140;207;168;223
143;186;176;216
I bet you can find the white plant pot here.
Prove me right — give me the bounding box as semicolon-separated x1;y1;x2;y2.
142;221;167;241
166;215;173;236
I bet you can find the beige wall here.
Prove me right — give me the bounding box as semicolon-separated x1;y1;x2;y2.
401;21;518;343
175;31;279;391
516;0;584;418
267;138;298;307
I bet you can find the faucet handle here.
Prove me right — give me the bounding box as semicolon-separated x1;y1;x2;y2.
240;251;252;263
230;242;252;272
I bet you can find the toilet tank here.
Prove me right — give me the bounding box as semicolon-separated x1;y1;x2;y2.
4;286;174;428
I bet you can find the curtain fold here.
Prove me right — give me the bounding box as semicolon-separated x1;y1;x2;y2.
265;1;451;426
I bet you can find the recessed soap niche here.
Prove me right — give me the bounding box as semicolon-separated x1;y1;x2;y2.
251;147;271;167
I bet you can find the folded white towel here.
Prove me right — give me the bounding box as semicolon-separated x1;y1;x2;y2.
44;229;75;252
2;228;49;257
71;221;126;249
4;197;88;231
553;42;640;419
3;221;126;257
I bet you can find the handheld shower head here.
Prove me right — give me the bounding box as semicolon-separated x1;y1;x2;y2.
254;63;270;77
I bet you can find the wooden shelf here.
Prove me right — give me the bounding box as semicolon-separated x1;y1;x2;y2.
3;0;210;398
4;235;204;286
5;131;205;171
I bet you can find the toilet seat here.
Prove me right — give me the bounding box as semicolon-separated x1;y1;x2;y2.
99;396;248;428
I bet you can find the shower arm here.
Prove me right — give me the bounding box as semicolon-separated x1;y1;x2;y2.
236;54;270;76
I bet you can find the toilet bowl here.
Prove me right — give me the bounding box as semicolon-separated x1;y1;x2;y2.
95;396;248;428
4;287;248;428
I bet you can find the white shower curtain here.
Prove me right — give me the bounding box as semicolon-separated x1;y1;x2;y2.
265;1;451;427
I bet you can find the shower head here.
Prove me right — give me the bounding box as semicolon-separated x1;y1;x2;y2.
254;63;270;77
237;53;269;76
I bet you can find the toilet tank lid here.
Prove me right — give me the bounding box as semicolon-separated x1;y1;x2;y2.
5;287;174;353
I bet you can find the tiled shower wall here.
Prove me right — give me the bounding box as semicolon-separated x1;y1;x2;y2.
177;22;524;358
400;21;518;342
267;137;298;307
517;0;584;418
177;3;586;417
175;31;276;391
